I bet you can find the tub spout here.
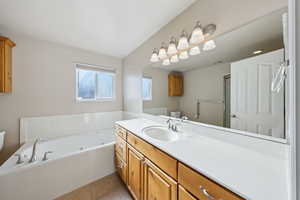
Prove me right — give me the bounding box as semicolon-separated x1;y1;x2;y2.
29;139;40;163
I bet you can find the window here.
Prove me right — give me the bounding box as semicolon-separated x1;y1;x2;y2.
76;64;115;101
142;77;152;100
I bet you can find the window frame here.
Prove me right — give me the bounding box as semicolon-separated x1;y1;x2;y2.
75;63;116;102
142;76;153;101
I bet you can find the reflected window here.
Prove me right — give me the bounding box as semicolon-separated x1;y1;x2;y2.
76;65;115;101
142;77;152;101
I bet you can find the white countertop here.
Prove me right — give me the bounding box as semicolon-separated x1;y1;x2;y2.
116;118;289;200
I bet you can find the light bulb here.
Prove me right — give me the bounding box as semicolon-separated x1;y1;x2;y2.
190;21;204;44
203;40;216;51
189;46;201;56
179;51;189;60
170;55;179;63
177;30;189;50
150;48;159;62
167;37;178;55
162;58;170;66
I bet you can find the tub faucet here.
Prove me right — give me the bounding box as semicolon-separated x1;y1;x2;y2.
29;138;40;163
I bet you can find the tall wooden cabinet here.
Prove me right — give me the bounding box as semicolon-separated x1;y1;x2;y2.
0;36;15;93
168;73;183;96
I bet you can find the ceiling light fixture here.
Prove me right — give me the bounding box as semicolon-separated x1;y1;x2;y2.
189;46;201;56
150;48;159;62
203;40;216;51
150;21;217;66
167;37;178;55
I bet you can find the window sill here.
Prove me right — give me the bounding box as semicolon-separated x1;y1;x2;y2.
76;98;116;103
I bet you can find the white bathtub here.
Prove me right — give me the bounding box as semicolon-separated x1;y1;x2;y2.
0;130;116;200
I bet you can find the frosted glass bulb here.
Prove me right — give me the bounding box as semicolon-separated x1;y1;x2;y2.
177;31;189;50
158;47;167;59
203;40;216;51
170;55;179;63
162;58;170;66
190;24;204;44
150;49;159;62
189;46;201;56
167;42;177;55
179;51;189;60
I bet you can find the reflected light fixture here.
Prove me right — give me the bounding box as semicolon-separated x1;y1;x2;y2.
177;30;189;50
150;48;159;62
158;43;168;59
167;37;178;55
253;50;263;55
189;46;201;56
190;21;204;44
162;58;170;66
170;54;179;63
179;51;189;60
203;40;216;51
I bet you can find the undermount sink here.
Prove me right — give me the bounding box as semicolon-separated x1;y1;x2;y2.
142;126;178;142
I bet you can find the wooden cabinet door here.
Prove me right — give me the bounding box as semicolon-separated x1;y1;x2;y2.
144;159;177;200
168;74;183;96
128;145;145;200
115;154;128;184
178;185;197;200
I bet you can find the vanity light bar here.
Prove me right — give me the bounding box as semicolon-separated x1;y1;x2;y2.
150;22;217;65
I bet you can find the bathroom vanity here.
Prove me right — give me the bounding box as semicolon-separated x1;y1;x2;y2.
115;118;289;200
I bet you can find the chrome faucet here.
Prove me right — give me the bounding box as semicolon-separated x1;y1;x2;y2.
29;138;40;163
166;118;178;132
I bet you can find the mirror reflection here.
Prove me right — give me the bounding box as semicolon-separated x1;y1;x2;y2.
143;8;288;139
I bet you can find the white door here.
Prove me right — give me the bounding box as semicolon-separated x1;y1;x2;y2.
231;49;285;138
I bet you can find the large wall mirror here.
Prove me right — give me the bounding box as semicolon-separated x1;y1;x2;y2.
142;8;289;140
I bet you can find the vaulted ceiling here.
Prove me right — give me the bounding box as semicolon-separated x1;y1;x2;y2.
0;0;195;58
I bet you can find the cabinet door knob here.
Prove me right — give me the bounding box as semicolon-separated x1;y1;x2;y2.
231;114;237;118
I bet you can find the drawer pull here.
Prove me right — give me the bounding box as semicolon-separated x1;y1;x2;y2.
200;186;215;200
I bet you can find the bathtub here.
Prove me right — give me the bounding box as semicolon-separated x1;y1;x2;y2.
0;130;116;200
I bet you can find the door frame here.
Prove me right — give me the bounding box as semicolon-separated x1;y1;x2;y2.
223;74;231;128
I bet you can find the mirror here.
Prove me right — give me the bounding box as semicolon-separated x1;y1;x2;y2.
142;8;288;139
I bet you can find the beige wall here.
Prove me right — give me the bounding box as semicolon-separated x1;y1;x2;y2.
180;63;230;126
0;29;123;164
143;68;179;113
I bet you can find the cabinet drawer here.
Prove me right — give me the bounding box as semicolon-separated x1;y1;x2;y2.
115;125;127;140
115;154;127;184
178;163;244;200
127;132;177;180
179;185;197;200
115;135;127;163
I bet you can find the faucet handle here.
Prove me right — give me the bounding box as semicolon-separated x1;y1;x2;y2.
42;151;53;161
181;116;189;122
14;154;24;164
